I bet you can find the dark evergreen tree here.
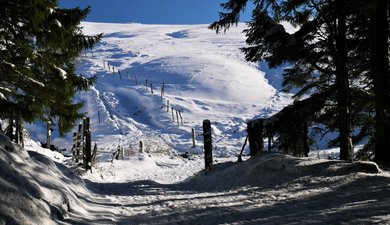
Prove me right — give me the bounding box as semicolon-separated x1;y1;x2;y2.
211;0;390;163
0;0;101;139
210;0;354;159
370;0;390;163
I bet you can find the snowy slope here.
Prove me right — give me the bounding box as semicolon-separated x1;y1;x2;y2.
25;22;291;158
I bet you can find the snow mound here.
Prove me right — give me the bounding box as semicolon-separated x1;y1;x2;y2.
185;152;381;190
0;134;91;224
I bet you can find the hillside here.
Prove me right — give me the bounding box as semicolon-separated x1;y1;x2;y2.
26;22;291;158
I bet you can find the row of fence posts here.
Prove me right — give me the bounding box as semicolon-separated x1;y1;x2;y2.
102;59;186;127
100;60;267;169
103;60;133;82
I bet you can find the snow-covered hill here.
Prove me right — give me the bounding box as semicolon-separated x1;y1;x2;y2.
27;22;290;158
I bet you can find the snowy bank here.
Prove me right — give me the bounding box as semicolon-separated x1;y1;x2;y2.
1;133;389;224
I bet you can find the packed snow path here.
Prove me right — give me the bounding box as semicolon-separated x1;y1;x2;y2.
70;153;390;225
3;138;389;225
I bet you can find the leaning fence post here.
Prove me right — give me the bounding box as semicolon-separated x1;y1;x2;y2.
203;120;213;168
73;132;77;161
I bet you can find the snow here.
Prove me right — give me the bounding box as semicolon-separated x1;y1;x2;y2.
40;22;291;158
54;65;67;79
1;133;389;224
3;22;390;224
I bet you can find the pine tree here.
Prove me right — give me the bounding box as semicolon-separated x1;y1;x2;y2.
369;0;390;163
211;0;356;159
0;0;101;139
211;0;390;163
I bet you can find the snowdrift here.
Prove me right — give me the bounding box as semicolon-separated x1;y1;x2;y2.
185;152;381;190
0;134;100;224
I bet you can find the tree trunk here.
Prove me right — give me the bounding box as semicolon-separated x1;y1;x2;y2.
6;116;14;140
335;0;353;161
372;0;390;163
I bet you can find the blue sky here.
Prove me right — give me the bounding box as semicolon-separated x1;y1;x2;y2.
59;0;253;24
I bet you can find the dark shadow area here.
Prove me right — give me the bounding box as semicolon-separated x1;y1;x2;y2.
167;30;190;39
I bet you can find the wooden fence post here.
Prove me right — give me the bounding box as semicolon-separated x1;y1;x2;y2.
176;110;180;126
161;83;165;97
83;118;92;170
115;145;120;160
85;130;92;170
172;107;175;122
103;60;105;69
247;119;264;157
46;122;51;149
98;110;101;124
135;76;138;85
150;83;154;94
179;110;183;125
191;128;196;148
203;120;213;168
92;143;98;166
139;140;144;153
118;70;122;79
167;100;170;112
73;132;77;161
